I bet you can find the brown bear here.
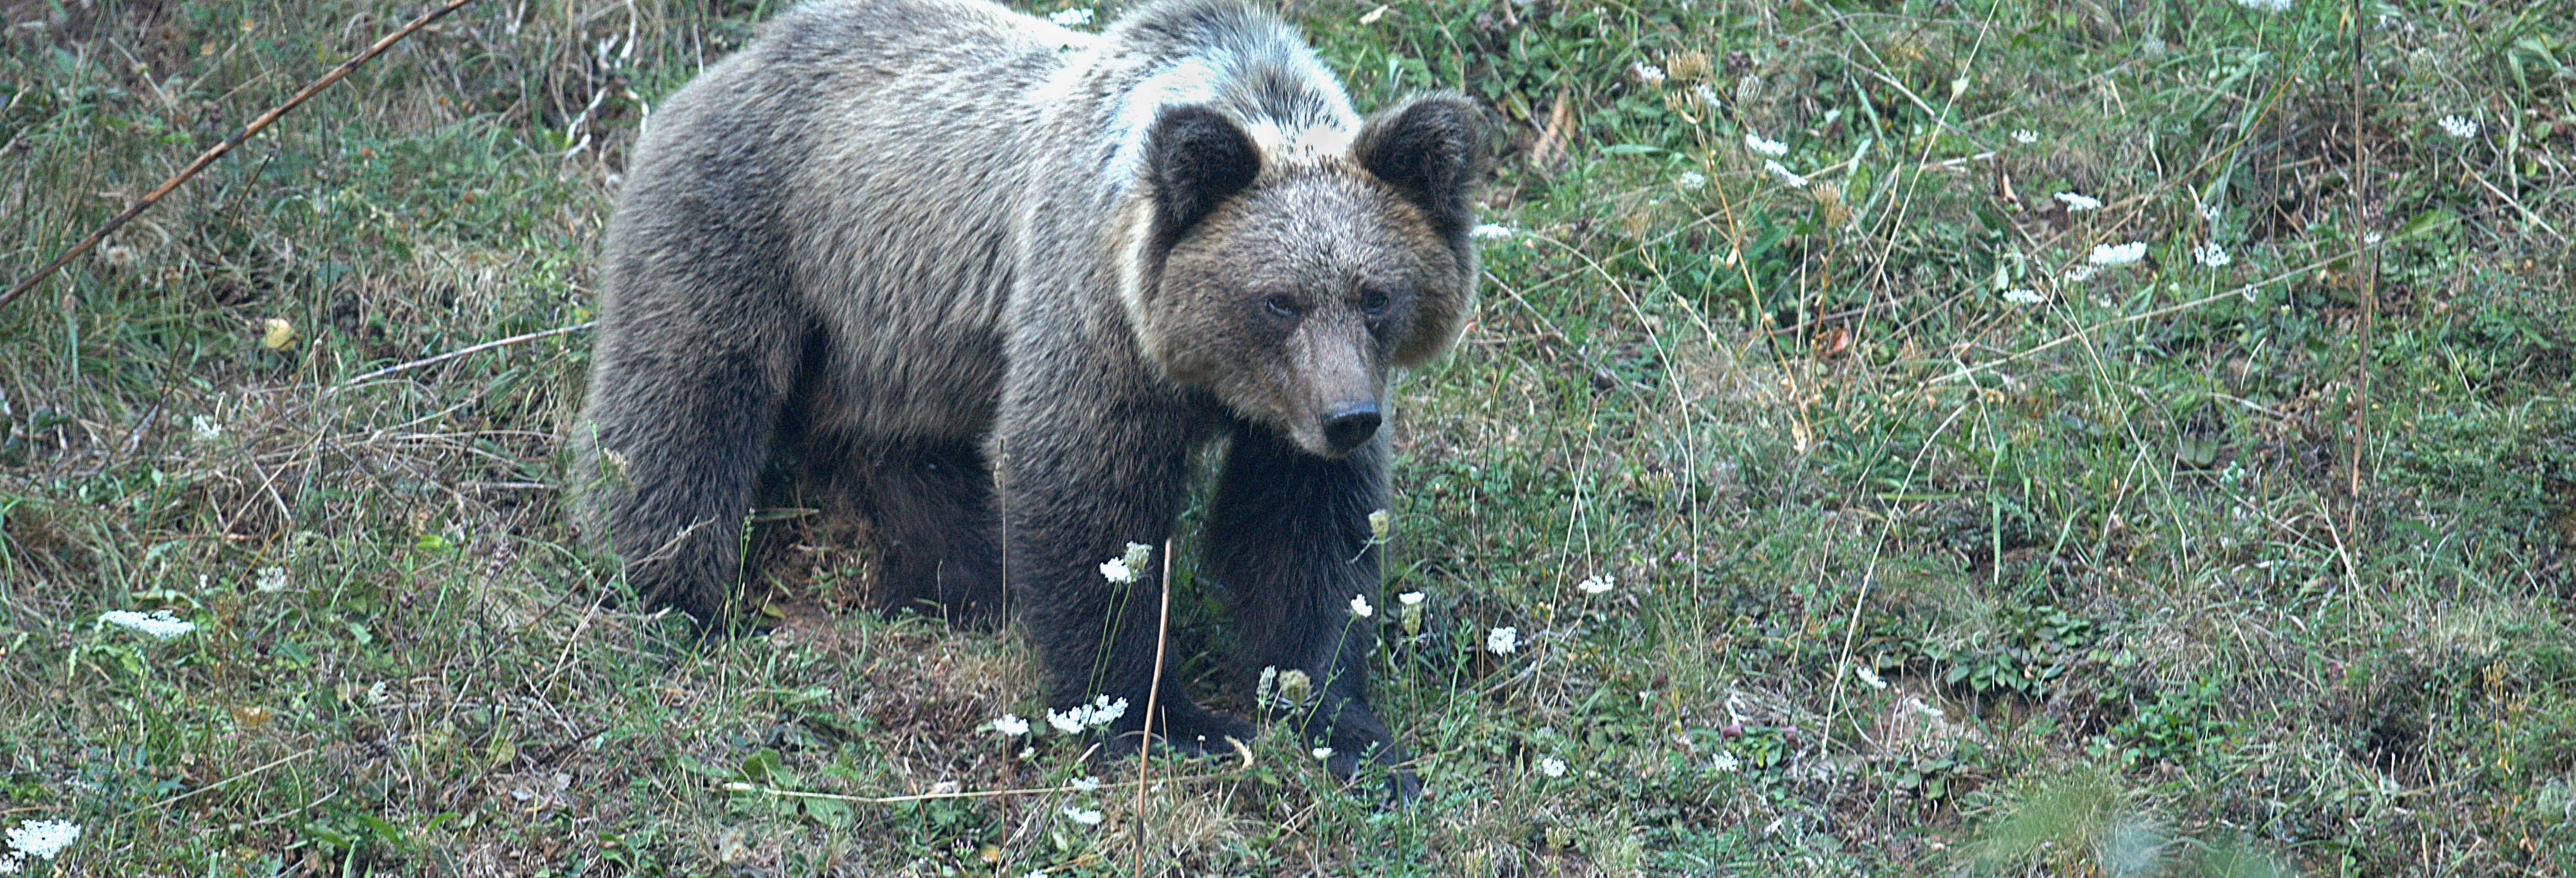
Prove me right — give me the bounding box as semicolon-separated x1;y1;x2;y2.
574;0;1482;796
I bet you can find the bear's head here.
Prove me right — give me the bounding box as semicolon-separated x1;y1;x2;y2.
1136;95;1485;458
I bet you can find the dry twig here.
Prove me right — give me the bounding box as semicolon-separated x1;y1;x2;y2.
0;0;481;312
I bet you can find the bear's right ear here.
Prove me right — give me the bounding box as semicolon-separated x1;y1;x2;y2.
1145;104;1263;246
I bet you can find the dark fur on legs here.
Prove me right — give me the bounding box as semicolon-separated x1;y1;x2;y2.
846;438;1007;626
1206;425;1417;801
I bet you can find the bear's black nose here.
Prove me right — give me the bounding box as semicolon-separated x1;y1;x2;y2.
1321;401;1381;454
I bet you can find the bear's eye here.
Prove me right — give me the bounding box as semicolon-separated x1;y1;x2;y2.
1360;288;1391;318
1262;294;1301;321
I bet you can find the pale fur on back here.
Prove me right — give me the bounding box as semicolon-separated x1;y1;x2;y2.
611;0;1370;443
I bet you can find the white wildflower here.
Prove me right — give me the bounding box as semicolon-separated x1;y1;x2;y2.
1086;695;1128;728
0;855;18;874
1046;7;1093;27
1675;170;1708;191
1367;508;1390;541
1744;132;1788;157
1045;708;1085;735
1349;594;1374;618
1469;223;1516;240
2010;129;2038;145
190;414;222;442
1311;746;1335;761
2053;191;2102;212
2198;201;2224;222
1578;574;1614;595
1398;591;1426;606
1027;871;1048;878
1854;666;1887;690
992;712;1030;737
1486;626;1519;654
1098;557;1133;584
1017;745;1036;760
100;609;195;640
2192;242;2232;268
4;820;78;860
2437;114;2477;138
2064;265;2099;283
1538;756;1567;777
2238;284;2261;303
2088;241;2149;265
2231;0;2290;12
1763;160;1807;188
255;566;289;592
366;681;389;705
1061;805;1103;826
1692;83;1722;110
1712;752;1741;772
1070;775;1100;792
1628;61;1666;86
2001;288;2046;305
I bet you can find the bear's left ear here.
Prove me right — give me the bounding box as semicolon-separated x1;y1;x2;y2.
1145;104;1264;247
1354;94;1487;240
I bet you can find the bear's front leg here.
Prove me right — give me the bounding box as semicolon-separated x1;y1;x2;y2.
996;382;1254;756
1206;426;1418;801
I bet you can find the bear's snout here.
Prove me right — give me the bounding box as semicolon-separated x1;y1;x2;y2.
1320;400;1382;454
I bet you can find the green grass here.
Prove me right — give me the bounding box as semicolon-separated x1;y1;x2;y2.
4;0;2573;874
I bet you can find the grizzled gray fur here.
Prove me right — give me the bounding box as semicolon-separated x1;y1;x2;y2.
575;0;1483;796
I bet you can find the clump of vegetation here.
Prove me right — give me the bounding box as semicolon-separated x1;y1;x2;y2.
3;0;2571;874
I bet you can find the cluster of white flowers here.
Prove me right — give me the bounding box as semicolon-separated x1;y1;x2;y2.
1628;61;1667;86
1399;591;1426;606
100;609;195;640
1743;132;1788;158
190;414;223;442
1577;574;1614;595
255;566;289;592
2192;242;2233;268
1070;775;1101;792
990;712;1030;737
2231;0;2290;12
2438;114;2478;139
2088;241;2149;265
1711;752;1741;773
1256;666;1315;711
1537;756;1567;777
2;819;78;871
1349;594;1374;618
1311;746;1335;761
1046;7;1093;27
1060;805;1103;826
1486;626;1519;654
1763;160;1808;189
1097;541;1153;584
2010;129;2039;145
1367;508;1391;541
1469;223;1518;241
2053;191;2102;212
1042;695;1129;734
2001;288;2047;305
2198;201;2224;223
1854;665;1888;690
1674;170;1708;191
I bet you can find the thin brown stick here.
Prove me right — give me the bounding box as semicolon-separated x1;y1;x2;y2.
720;737;1253;806
339;321;596;386
1134;537;1175;875
0;0;481;312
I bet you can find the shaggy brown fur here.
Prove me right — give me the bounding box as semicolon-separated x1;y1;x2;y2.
574;0;1482;797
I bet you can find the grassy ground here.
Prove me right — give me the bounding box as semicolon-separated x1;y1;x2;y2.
4;0;2573;874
